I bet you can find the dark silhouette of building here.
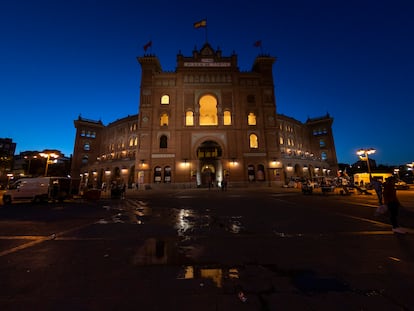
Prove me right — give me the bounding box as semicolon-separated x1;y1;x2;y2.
0;138;16;187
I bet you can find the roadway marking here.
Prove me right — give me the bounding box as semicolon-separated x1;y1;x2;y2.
0;217;112;258
335;213;391;228
0;237;49;257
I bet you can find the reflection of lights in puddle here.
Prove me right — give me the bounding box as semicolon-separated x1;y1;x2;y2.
112;213;124;223
228;216;244;234
177;265;239;288
176;209;194;236
273;231;303;238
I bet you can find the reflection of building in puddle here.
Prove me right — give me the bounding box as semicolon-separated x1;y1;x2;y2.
178;265;239;288
132;238;169;265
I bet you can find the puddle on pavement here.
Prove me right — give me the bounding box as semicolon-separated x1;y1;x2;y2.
173;207;246;236
98;201;386;301
98;200;153;224
98;201;247;237
175;263;384;298
177;265;240;288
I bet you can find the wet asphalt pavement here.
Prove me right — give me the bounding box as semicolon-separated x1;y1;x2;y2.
1;186;414;310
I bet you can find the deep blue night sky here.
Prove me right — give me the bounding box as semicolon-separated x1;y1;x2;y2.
1;0;413;165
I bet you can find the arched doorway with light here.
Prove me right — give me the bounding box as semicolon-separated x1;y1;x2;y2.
196;140;223;187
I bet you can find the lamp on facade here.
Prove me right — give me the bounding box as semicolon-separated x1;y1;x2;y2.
356;148;376;179
39;152;59;176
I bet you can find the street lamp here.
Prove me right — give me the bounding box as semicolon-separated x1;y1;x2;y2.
39;152;59;176
23;155;37;176
356;148;376;179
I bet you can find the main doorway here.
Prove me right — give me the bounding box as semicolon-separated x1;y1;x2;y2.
197;140;223;187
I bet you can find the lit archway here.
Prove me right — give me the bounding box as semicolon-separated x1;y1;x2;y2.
199;95;218;125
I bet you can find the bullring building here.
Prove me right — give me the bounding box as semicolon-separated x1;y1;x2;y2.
70;43;338;190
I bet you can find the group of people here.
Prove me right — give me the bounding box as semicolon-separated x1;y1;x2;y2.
372;176;406;234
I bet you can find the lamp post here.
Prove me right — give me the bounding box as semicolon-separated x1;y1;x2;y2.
39;152;59;176
356;148;376;179
24;155;37;176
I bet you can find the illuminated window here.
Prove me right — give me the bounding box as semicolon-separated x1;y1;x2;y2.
160;135;168;148
279;137;284;145
199;95;218;125
248;113;256;125
223;110;232;125
129;138;134;147
134;137;138;146
249;134;258;148
164;166;171;183
186;111;194;126
154;166;162;183
161;95;169;105
160;113;169;126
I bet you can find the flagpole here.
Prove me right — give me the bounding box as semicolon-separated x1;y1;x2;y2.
205;18;208;43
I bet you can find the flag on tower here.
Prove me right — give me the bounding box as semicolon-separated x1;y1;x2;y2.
143;40;152;52
253;40;262;47
194;19;207;29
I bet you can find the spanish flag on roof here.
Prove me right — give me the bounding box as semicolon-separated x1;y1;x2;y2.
194;19;207;28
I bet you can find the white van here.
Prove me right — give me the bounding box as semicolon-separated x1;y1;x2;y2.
2;177;71;204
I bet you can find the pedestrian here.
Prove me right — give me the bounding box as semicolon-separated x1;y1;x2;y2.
222;176;228;191
371;177;383;205
121;183;126;199
383;176;405;234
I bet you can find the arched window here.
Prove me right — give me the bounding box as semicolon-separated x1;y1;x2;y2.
257;164;265;181
186;111;194;126
248;165;255;182
248;112;256;125
134;137;138;146
129;138;134;147
160;113;169;126
164;166;171;183
321;152;328;160
223;110;232;125
83;142;90;151
161;95;169;105
249;134;258;149
81;155;88;165
199;94;218;125
160;135;168;148
154;166;162;183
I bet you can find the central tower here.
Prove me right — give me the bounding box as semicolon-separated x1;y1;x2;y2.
136;43;278;187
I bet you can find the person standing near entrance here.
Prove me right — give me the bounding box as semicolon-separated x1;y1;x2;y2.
383;176;405;234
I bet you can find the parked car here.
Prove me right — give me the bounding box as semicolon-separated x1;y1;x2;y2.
395;180;409;190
